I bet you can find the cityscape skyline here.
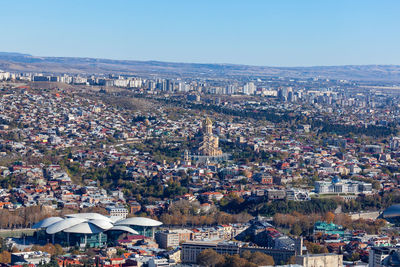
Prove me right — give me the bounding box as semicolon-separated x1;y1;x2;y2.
2;0;400;67
1;1;400;266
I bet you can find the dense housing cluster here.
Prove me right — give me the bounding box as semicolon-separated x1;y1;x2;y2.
0;71;399;266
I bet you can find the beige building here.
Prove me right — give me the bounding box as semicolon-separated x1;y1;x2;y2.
199;117;223;156
156;229;193;249
295;253;343;267
156;231;179;249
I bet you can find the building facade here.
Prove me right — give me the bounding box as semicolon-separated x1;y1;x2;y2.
315;179;372;194
369;247;400;267
198;117;223;157
181;240;297;264
295;253;343;267
155;231;180;249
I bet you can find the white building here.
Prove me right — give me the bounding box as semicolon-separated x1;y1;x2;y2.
243;82;256;95
315;179;372;195
286;189;310;201
114;79;129;87
148;258;173;267
369;247;400;267
11;251;51;265
107;207;128;219
0;72;10;80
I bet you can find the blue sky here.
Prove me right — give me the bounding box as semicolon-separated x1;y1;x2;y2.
1;0;399;66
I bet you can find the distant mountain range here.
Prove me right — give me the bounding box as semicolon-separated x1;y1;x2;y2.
1;52;400;82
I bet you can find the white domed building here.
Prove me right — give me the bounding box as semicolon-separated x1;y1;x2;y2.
32;213;162;248
115;217;163;238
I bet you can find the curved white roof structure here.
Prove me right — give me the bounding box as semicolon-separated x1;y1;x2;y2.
64;222;104;234
32;217;63;229
65;213;113;222
46;218;88;234
33;213;160;235
115;217;163;227
89;219;113;230
107;225;139;234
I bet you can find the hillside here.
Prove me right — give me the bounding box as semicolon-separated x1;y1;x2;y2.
0;52;400;81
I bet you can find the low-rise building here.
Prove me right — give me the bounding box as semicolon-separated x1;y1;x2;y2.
181;240;297;264
156;231;180;249
295;253;343;267
369;247;400;267
315;178;372;195
107;207;128;219
11;251;51;265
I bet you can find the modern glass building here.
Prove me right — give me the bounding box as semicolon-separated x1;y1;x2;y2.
114;217;163;238
382;204;400;225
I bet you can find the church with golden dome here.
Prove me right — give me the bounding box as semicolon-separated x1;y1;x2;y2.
198;117;223;157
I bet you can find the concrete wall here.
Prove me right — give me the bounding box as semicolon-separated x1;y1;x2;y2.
349;211;380;220
295;254;343;267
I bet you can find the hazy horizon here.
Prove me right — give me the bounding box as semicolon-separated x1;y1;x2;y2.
2;51;400;69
